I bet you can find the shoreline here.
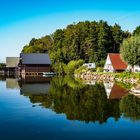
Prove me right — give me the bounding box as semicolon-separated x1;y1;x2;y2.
75;71;140;94
75;72;139;84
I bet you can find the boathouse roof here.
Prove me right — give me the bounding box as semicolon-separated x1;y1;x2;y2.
20;53;51;65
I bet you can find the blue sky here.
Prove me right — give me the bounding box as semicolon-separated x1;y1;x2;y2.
0;0;140;62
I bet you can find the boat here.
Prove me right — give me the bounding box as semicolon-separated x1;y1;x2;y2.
43;72;56;77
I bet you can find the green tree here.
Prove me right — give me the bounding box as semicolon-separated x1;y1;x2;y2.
22;36;53;53
120;35;140;69
64;59;84;75
52;62;66;75
133;25;140;36
22;20;131;70
50;29;65;64
97;21;108;62
0;63;6;69
111;24;123;53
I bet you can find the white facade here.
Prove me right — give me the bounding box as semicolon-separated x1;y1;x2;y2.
104;55;114;72
127;65;140;72
83;63;96;69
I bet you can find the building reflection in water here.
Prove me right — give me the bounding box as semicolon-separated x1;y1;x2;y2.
5;76;129;101
19;76;51;95
104;82;129;99
6;76;51;92
6;78;20;89
5;76;139;123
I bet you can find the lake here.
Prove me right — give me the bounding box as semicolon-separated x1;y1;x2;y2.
0;76;140;140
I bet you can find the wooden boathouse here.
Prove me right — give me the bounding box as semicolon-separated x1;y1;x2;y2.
19;53;51;76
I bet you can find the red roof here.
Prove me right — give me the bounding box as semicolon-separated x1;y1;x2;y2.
109;53;127;70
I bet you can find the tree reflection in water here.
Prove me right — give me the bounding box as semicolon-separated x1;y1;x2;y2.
120;94;140;121
21;76;122;124
9;76;139;124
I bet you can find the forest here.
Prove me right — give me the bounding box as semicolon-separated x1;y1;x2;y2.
22;20;140;72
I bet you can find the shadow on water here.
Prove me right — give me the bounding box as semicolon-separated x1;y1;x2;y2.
2;76;140;123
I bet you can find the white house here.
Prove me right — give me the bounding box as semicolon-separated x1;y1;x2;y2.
104;53;127;72
83;63;96;69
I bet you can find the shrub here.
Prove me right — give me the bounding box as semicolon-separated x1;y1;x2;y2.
74;66;87;74
52;62;66;75
96;67;103;73
64;59;84;75
115;72;140;79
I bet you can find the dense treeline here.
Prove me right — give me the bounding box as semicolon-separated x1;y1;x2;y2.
22;20;131;68
133;25;140;36
22;35;53;53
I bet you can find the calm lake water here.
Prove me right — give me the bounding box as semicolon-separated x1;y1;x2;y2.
0;76;140;140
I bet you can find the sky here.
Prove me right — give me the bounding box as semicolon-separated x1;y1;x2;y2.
0;0;140;62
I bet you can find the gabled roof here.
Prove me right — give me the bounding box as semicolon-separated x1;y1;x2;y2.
109;53;127;70
20;53;51;65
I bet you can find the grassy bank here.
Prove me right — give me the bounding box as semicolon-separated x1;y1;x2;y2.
115;72;140;81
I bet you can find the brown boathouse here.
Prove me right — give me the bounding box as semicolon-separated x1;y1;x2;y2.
19;53;51;76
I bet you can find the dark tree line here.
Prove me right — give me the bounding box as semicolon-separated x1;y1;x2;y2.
22;20;131;67
133;25;140;36
0;63;6;68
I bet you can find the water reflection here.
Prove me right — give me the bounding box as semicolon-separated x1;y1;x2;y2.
19;76;51;95
0;74;6;81
104;82;128;99
2;76;140;123
20;76;51;83
120;94;140;121
6;78;19;89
